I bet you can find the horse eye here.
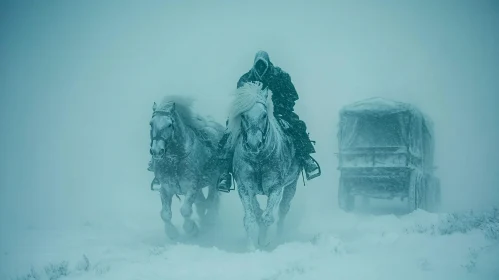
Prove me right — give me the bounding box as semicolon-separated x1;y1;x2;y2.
262;113;267;119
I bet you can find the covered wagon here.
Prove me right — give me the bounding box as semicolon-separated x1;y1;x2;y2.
337;97;440;212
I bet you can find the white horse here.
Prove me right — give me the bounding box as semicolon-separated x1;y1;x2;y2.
149;96;224;239
226;82;301;250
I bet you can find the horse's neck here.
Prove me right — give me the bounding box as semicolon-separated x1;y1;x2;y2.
238;124;288;163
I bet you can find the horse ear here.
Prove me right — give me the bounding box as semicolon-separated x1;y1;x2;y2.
171;102;176;111
152;102;157;111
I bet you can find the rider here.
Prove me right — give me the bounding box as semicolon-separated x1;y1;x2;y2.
217;50;320;192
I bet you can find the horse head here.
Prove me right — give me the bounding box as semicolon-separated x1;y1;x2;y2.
240;87;270;153
149;101;177;159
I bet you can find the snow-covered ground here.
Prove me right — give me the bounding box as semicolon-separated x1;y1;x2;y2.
2;197;498;280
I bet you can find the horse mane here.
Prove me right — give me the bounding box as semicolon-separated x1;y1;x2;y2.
156;95;224;148
227;82;285;154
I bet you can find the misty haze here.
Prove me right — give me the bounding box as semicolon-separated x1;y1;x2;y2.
1;1;498;279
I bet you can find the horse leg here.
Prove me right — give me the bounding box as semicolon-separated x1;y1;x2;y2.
194;188;207;220
261;187;283;228
277;180;297;237
250;196;269;248
159;186;179;240
238;184;259;251
180;188;199;237
251;195;263;224
257;187;283;248
203;182;220;227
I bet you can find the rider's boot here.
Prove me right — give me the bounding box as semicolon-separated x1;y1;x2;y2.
217;152;234;192
293;119;321;181
216;130;234;192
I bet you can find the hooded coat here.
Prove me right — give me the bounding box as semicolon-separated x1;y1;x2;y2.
237;51;298;118
236;51;315;156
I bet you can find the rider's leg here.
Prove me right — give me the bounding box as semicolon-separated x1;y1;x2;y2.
286;113;320;180
217;154;233;192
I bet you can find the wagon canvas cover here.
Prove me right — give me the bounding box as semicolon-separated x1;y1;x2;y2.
338;97;434;161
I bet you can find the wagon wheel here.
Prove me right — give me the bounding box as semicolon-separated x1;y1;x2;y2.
424;176;433;212
433;178;441;211
420;175;429;211
338;175;354;212
407;171;421;212
426;177;441;212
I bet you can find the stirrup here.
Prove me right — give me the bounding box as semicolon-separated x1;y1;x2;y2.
147;161;154;172
305;157;321;181
217;173;235;193
150;177;161;191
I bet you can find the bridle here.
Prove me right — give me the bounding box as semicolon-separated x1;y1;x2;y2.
150;108;194;161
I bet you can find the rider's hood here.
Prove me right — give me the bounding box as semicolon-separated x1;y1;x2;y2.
252;51;273;80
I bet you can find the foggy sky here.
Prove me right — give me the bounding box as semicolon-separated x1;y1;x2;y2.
1;0;498;231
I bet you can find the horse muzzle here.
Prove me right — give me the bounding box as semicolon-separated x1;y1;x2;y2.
244;131;264;153
150;147;166;159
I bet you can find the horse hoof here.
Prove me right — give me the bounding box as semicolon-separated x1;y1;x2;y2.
247;242;257;252
201;217;217;229
259;240;271;249
203;211;219;226
165;225;179;240
277;226;285;238
184;221;199;237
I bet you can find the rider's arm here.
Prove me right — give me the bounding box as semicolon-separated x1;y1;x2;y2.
237;73;250;88
282;73;299;102
279;72;299;111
